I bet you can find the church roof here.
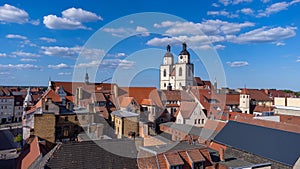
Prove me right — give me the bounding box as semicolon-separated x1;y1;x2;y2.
179;42;190;56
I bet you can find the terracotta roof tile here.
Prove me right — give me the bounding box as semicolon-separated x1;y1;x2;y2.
164;152;184;166
16;136;41;169
226;94;240;105
179;101;197;119
245;89;272;101
186;149;205;162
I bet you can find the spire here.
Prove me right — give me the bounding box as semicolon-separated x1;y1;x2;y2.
241;85;248;94
85;69;89;84
182;42;187;51
48;77;52;90
166;44;171;52
24;87;33;108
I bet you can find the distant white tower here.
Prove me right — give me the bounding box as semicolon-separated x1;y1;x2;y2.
160;44;174;90
174;42;194;89
239;86;250;114
159;43;195;90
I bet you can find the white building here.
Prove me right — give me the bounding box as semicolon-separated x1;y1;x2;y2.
160;43;194;90
175;101;207;127
239;87;250;114
274;97;300;116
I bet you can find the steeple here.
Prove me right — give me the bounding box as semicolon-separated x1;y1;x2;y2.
178;42;190;64
85;69;89;84
163;44;174;65
241;85;248;95
48;77;52;90
24;87;33;109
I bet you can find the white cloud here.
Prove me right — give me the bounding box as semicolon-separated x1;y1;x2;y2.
0;4;29;24
12;51;40;58
43;15;89;30
39;37;56;43
275;42;285;46
240;8;254;15
229;26;297;44
116;53;126;57
76;59;135;69
20;58;37;62
212;3;220;7
76;60;99;68
41;46;81;58
103;26;150;37
58;72;72;76
261;0;270;3
0;72;10;75
233;0;252;5
0;53;7;57
226;61;249;67
43;8;102;30
258;0;300;17
48;63;70;69
215;44;226;50
219;0;252;6
80;48;106;60
207;10;239;18
0;64;40;70
62;7;102;22
6;34;27;40
154;20;254;36
136;26;149;36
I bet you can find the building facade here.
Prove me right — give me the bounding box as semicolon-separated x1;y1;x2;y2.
160;43;194;90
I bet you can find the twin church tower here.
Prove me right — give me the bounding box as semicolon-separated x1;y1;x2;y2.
160;42;194;90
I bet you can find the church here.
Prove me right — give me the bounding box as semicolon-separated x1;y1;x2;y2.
160;42;195;90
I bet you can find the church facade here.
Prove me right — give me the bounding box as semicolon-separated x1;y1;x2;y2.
160;43;195;90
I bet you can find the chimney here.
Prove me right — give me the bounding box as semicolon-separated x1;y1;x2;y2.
264;89;269;95
219;148;225;161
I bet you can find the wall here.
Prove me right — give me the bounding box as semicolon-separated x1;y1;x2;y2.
123;116;139;137
34;113;56;143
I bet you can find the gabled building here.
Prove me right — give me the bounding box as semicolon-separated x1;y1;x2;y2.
175;101;207;127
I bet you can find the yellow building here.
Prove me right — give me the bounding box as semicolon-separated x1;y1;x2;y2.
111;110;139;138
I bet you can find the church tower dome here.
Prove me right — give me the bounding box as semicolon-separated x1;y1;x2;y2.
163;44;174;65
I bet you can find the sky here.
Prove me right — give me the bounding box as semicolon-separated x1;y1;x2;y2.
0;0;300;90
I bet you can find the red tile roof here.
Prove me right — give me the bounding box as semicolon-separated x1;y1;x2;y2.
186;149;205;162
42;89;61;102
16;136;41;169
178;101;197;119
226;94;240;105
119;87;163;108
245;89;272;101
164;152;185;166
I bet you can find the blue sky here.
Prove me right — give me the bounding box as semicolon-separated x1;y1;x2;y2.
0;0;300;90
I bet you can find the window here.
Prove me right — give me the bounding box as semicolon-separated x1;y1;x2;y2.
194;162;203;169
198;119;201;124
164;83;166;87
194;119;197;124
163;69;166;77
63;126;69;137
179;67;182;76
202;119;204;124
64;116;68;122
75;116;78;121
82;115;85;120
45;105;49;111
